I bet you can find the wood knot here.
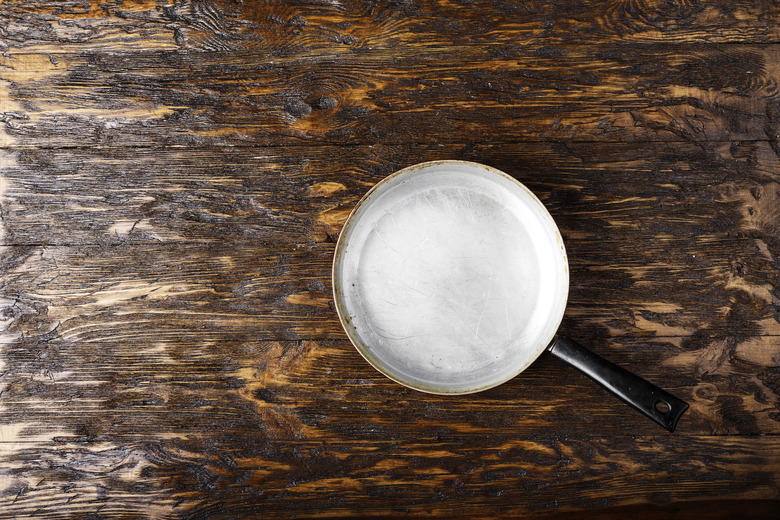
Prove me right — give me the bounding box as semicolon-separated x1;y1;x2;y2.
336;34;356;45
311;96;337;111
285;100;312;118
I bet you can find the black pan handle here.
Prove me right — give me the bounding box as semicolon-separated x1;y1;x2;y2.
548;335;689;432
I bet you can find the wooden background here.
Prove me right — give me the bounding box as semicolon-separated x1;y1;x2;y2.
1;1;779;518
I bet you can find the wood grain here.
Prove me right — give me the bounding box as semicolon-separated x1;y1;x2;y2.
1;138;779;513
0;235;778;341
1;0;778;54
1;1;779;518
0;142;778;245
0;239;776;439
0;434;777;518
1;45;779;147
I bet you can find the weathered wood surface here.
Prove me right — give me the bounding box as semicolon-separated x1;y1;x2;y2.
1;1;779;518
2;45;780;147
1;0;778;53
2;142;779;245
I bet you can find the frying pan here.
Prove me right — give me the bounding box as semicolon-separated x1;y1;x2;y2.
332;160;689;431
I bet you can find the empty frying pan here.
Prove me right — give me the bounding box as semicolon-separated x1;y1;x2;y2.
332;160;688;431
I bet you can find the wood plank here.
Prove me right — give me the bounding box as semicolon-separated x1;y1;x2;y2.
0;137;777;442
1;142;778;245
2;141;779;344
531;501;780;520
0;242;777;436
2;3;777;519
1;233;778;340
2;45;779;147
1;0;778;54
0;434;777;518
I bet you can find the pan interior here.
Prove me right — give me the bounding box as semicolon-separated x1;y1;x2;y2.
334;161;568;394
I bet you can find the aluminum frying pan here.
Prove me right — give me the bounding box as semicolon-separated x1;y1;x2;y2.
332;160;688;431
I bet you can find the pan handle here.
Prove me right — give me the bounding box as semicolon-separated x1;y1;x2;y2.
548;335;689;432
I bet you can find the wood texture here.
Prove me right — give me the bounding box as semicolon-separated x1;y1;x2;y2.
1;0;778;53
1;435;778;518
1;1;779;518
2;45;780;147
1;142;779;244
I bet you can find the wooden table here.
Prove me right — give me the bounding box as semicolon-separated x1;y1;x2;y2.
1;1;778;518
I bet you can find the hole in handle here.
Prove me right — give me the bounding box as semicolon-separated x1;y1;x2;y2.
654;400;671;414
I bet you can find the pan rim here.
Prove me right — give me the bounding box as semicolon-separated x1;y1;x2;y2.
332;160;569;394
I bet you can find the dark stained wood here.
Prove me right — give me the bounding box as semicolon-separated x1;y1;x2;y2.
1;142;778;245
1;1;779;518
0;435;777;517
0;0;778;53
0;43;780;149
0;305;776;437
1;45;780;147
